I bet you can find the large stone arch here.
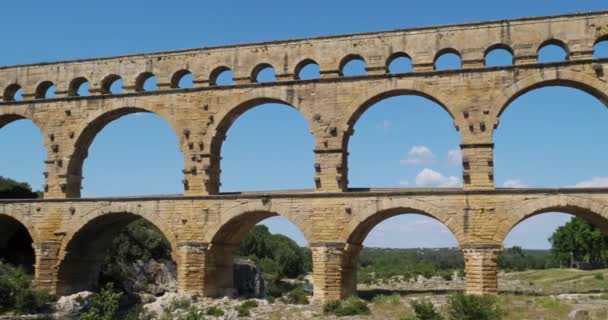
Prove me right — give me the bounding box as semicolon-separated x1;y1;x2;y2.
208;96;316;193
56;203;177;295
66;104;183;198
0;210;38;279
491;69;608;132
493;194;608;244
340;197;464;246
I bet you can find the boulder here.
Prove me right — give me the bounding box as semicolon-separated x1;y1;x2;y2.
53;291;95;315
233;257;266;298
568;309;590;320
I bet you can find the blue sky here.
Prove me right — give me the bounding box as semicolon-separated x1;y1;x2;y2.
1;1;608;249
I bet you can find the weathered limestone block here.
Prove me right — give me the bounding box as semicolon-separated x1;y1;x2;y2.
462;244;501;295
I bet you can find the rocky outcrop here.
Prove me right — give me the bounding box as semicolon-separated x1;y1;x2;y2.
233;258;266;298
122;259;177;296
53;291;95;316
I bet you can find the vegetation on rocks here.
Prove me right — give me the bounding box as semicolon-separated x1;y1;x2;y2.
323;296;371;316
0;263;54;315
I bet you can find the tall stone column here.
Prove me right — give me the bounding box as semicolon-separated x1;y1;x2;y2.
310;242;350;302
175;241;207;294
202;243;237;297
461;143;494;189
34;240;61;293
182;153;220;196
314;150;347;192
462;244;501;295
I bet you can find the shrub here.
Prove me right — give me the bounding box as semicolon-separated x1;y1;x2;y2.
236;300;258;317
323;296;370;316
594;273;604;280
404;299;443;320
80;283;123;320
0;263;54;314
283;288;309;305
447;293;502;320
372;294;401;305
206;305;225;316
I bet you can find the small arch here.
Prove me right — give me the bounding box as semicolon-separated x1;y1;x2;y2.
340;54;367;76
0;214;35;274
434;48;462;70
387;52;413;74
101;74;123;94
209;66;234;86
56;211;175;295
135;72;158;92
251;63;276;83
3;84;23;101
35;81;56;99
537;39;569;63
295;59;320;80
484;44;514;67
68;77;90;97
171;69;193;89
594;36;608;59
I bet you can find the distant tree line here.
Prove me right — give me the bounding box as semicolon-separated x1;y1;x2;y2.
0;177;38;199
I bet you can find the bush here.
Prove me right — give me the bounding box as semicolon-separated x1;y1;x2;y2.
79;283;123;320
403;299;443;320
372;294;401;305
283;288;309;305
206;305;225;316
236;300;258;317
0;263;54;314
447;293;502;320
323;296;370;316
594;273;604;280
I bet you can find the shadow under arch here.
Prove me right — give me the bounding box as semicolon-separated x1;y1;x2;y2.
494;195;608;245
492;70;608;130
56;209;177;296
66;106;183;198
209;97;314;193
0;214;36;274
202;202;310;296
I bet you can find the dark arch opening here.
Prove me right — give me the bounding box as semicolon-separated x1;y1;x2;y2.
135;72;158;92
56;212;175;296
340;54;367;77
68;108;182;197
210;66;234;86
171;69;193;89
434;49;462;71
215;99;314;192
101;74;123;94
0;215;35;274
68;77;90;97
484;44;514;67
252;63;276;83
348;210;463;298
295;59;320;80
387;52;413;74
35;81;56;99
537;39;569;63
346;91;460;189
206;212;310;298
3;84;23;102
495;85;608;188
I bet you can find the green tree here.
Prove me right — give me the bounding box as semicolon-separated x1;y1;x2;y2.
80;283;123;320
549;217;608;267
0;177;38;199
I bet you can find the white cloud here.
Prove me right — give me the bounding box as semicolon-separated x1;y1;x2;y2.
447;149;462;166
400;146;436;165
503;179;528;188
415;168;460;188
570;177;608;188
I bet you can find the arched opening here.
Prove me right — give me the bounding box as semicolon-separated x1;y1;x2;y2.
295;59;320;80
3;84;23;101
135;72;158;92
210;66;234;86
594;37;608;59
434;49;462;70
495;85;608;188
0;117;45;194
537;39;569;63
68;77;90;97
252;63;276;83
347;92;460;188
69;109;182;197
484;45;514;67
340;55;367;77
217;101;314;192
0;215;35;274
101;74;123;94
500;206;608;312
35;81;56;99
347;210;463;299
387;53;413;74
56;212;176;296
171;69;193;89
206;212;310;300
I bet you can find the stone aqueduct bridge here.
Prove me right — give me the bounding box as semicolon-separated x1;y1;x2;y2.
2;11;608;302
